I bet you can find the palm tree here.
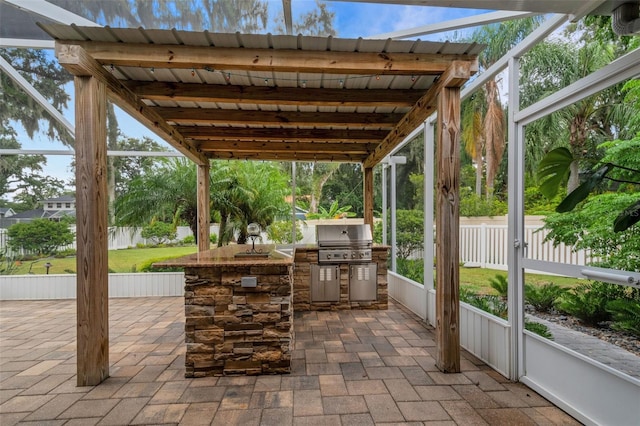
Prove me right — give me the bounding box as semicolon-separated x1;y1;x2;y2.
114;158;231;243
461;94;485;196
471;17;543;198
225;161;290;244
524;39;635;193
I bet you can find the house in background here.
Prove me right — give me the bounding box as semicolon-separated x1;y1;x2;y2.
0;207;15;219
1;195;76;228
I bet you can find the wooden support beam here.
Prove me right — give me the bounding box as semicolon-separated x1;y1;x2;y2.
197;162;210;253
55;43;208;165
195;141;377;155
363;166;374;233
363;60;475;168
435;86;461;373
123;81;424;107
68;40;477;75
207;151;362;162
178;127;389;143
154;107;403;128
75;75;109;386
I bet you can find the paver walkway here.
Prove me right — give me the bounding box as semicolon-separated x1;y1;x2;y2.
0;297;581;425
527;315;640;379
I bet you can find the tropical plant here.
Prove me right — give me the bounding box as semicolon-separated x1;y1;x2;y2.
114;158;231;243
543;193;640;272
221;161;290;245
606;299;640;336
305;200;356;220
524;320;553;340
488;274;508;299
557;282;629;326
7;219;74;255
470;17;543;198
524;282;567;313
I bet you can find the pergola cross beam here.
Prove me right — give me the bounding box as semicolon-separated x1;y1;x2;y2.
64;40;477;75
55;43;208;165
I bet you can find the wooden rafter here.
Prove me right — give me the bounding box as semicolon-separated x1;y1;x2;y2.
55;43;208;165
195;141;377;154
65;40;477;75
177;127;389;143
123;81;425;107
154;107;404;127
207;151;363;162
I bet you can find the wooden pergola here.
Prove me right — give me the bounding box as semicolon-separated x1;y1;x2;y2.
40;24;479;386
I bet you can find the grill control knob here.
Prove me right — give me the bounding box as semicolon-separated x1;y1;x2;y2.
360;252;365;258
351;253;356;259
326;254;331;259
343;253;347;259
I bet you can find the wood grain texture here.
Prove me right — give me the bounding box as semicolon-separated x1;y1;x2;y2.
154;107;403;127
363;61;474;168
123;81;424;107
56;43;207;165
197;163;210;253
364;167;374;233
435;86;461;373
73;40;477;75
177;127;388;143
75;76;109;386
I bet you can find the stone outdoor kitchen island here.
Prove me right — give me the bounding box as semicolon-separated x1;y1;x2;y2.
155;245;293;377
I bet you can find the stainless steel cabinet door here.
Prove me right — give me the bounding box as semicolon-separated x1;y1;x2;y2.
349;263;377;301
310;264;340;302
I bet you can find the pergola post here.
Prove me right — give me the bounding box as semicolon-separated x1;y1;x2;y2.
435;86;461;373
197;162;210;252
75;75;109;386
363;166;374;233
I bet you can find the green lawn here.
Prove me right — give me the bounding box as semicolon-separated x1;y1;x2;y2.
13;246;198;275
460;266;581;294
11;248;584;293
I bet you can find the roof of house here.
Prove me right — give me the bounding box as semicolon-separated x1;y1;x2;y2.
9;209;45;219
42;195;75;203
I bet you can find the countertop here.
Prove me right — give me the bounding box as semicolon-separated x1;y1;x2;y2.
153;244;293;267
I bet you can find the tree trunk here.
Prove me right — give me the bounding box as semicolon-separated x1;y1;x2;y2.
567;115;588;194
106;104;119;225
483;80;505;200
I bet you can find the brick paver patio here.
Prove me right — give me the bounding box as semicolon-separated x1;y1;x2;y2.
0;297;580;425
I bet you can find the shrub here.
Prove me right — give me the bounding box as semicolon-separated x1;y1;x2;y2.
137;256;184;272
488;274;508;298
606;299;640;336
396;258;424;284
141;222;176;245
524;320;553;339
7;219;74;255
266;221;303;244
210;233;217;245
395;210;424;259
557;282;628;326
524;282;567;312
460;290;508;320
182;235;195;245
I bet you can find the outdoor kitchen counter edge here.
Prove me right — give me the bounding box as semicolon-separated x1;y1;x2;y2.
153;244;293;267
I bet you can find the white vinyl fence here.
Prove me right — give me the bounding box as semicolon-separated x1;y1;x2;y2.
408;224;596;269
0;272;184;300
1;220;594;269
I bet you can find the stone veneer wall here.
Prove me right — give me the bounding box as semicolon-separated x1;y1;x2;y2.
293;246;388;311
183;264;292;377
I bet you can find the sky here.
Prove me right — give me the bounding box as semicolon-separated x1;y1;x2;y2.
11;0;491;195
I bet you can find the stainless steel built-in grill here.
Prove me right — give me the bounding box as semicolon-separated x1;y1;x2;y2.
313;224;377;303
317;224;373;263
